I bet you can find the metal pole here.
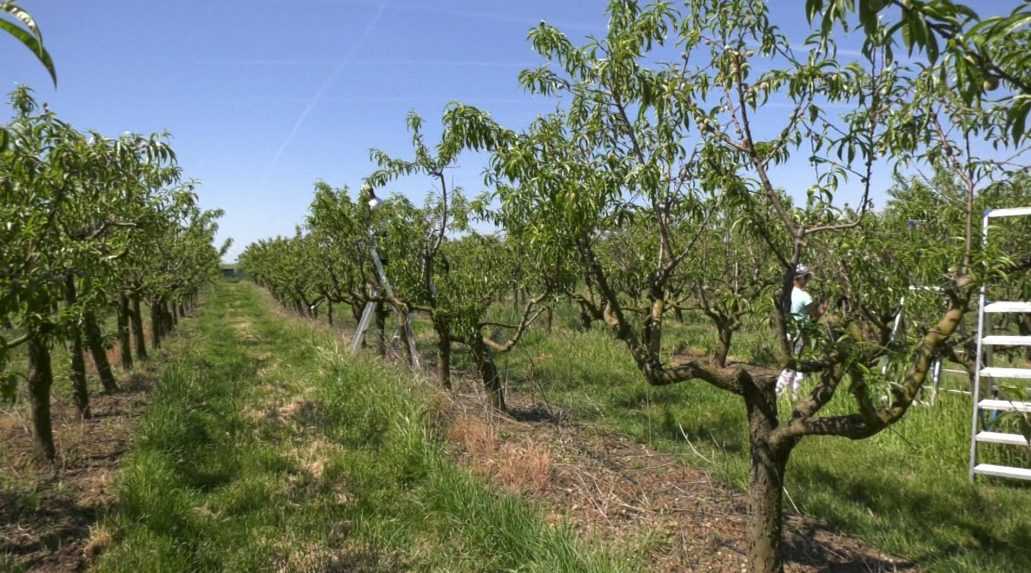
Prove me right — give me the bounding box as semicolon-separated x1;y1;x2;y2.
968;211;991;482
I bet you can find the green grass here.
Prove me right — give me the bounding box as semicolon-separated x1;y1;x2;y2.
496;325;1031;573
96;281;632;572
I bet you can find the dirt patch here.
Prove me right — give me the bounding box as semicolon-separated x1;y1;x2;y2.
0;372;156;572
445;393;917;573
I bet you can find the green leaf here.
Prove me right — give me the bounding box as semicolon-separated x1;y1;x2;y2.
0;17;57;86
1010;99;1030;144
806;0;823;23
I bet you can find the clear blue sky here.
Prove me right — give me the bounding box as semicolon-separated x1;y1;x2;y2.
0;1;1014;261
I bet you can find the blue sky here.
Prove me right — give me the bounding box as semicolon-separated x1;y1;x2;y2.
1;1;1014;260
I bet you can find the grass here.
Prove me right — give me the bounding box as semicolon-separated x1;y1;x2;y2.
96;281;632;572
495;323;1031;573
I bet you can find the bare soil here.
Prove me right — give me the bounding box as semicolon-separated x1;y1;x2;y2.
445;391;919;573
0;370;155;572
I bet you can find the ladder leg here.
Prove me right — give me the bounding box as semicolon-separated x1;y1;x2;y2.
351;301;378;354
968;212;991;482
931;357;942;405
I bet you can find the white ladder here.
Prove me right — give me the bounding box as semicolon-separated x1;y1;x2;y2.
968;207;1031;482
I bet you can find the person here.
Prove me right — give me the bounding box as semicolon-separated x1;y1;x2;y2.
776;264;823;399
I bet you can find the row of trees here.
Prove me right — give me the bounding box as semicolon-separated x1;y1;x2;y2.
0;87;226;463
241;1;1030;572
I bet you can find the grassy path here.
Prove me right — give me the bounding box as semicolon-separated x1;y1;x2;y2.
95;281;627;572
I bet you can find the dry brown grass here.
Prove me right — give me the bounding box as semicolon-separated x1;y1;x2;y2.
82;524;114;563
448;415;553;495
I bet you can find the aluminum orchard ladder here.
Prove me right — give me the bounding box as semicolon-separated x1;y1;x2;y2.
969;206;1031;482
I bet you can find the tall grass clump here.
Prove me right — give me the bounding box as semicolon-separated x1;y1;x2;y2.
314;345;631;572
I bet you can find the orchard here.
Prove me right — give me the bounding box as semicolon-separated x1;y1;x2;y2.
4;1;1031;572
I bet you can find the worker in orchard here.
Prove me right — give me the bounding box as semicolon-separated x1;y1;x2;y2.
776;264;826;398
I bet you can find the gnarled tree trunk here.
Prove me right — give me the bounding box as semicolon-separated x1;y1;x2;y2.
27;334;56;462
64;276;91;419
117;293;133;371
471;337;505;411
150;299;163;349
84;310;117;393
744;381;794;573
131;294;148;360
715;322;733;368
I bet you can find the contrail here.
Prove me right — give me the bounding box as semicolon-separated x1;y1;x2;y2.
265;0;388;178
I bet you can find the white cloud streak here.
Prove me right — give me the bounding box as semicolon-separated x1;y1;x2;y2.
263;0;388;180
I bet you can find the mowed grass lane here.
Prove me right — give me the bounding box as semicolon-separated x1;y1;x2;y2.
96;281;630;572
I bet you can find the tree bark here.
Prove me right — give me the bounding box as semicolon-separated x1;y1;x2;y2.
117;293;133;371
131;295;148;360
471;337;505;411
64;277;91;419
715;324;733;368
27;334;56;462
744;381;793;573
84;310;118;393
434;318;452;389
579;304;593;331
150;299;163;349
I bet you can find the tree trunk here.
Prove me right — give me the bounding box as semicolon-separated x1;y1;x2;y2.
84;310;118;393
27;334;56;462
327;301;334;326
64;277;91;419
471;337;505;411
131;295;148;360
178;302;186;318
744;382;793;573
117;293;133;371
434;318;452;389
151;300;163;349
715;325;733;368
579;304;593;331
375;301;387;358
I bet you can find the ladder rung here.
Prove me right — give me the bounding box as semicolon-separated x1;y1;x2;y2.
980;367;1031;380
973;463;1031;481
979;399;1031;412
941;368;968;374
982;335;1031;347
944;389;971;395
986;206;1031;218
975;431;1031;446
984;301;1031;313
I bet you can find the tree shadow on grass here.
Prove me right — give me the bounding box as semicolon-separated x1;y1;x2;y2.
796;464;1031;570
0;486;100;571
